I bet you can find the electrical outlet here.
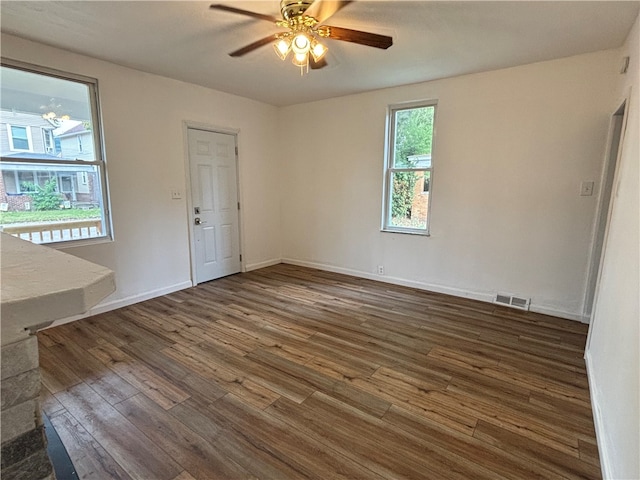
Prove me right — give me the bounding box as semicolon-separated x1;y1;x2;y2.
377;265;384;275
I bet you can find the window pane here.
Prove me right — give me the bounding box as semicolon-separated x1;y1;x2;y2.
10;126;30;150
423;170;431;193
1;62;110;245
383;101;436;235
389;170;429;230
393;106;434;168
18;170;36;192
1;66;96;161
0;162;106;244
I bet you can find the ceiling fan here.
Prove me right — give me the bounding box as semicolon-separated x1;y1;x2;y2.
210;1;393;73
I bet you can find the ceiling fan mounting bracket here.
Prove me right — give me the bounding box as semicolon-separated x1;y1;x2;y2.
276;15;318;32
280;0;314;21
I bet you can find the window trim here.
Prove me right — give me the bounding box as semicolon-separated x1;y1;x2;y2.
1;58;113;246
382;100;437;236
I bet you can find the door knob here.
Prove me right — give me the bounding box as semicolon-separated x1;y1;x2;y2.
194;217;201;225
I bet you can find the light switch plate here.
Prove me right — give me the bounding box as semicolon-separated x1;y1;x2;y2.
171;189;182;200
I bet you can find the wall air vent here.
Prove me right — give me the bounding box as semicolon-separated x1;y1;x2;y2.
494;293;530;311
495;294;511;305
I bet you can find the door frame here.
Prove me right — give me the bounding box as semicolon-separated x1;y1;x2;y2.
182;121;244;286
583;91;629;330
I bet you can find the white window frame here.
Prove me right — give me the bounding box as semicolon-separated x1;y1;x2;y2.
7;124;33;152
382;100;437;236
1;58;113;246
43;129;54;153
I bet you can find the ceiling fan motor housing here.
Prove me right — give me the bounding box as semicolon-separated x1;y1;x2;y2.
280;0;314;20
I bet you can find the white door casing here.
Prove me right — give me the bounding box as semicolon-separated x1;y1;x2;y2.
583;96;629;325
188;128;241;284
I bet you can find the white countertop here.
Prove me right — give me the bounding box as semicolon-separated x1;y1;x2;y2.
1;233;115;345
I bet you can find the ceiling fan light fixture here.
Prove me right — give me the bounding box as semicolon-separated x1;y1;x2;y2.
310;39;327;62
213;1;394;76
274;36;292;60
293;51;308;66
291;32;311;55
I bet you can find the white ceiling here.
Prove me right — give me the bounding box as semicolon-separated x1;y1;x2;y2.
1;1;638;106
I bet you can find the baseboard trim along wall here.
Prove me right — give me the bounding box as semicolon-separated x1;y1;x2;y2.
528;305;585;323
43;257;282;330
244;258;282;272
281;258;584;322
42;257;585;332
584;351;610;479
45;280;194;330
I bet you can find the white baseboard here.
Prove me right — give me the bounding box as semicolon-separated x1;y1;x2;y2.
584;350;609;479
45;280;194;330
44;258;584;329
528;305;585;322
244;257;282;272
281;258;582;322
281;258;496;303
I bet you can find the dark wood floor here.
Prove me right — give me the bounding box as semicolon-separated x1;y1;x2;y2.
38;264;601;479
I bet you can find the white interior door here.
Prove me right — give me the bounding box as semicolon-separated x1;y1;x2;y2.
188;128;241;283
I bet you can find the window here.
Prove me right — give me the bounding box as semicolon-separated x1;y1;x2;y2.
43;129;54;153
18;171;36;193
382;101;436;235
8;125;32;151
0;60;111;245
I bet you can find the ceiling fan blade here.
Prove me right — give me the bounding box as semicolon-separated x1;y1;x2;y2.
210;4;278;23
323;26;393;49
310;56;328;70
305;1;353;24
229;34;279;57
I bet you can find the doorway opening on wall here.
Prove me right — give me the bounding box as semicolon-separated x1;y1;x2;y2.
584;98;628;323
186;126;242;285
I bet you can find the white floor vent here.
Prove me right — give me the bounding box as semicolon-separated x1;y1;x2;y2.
494;294;530;311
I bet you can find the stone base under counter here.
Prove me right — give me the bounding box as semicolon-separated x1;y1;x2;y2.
1;336;53;480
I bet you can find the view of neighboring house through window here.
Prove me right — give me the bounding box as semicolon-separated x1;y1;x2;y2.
382;101;436;235
0;60;111;245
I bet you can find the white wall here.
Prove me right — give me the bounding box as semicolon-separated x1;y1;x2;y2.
586;14;639;480
279;49;619;320
1;34;282;314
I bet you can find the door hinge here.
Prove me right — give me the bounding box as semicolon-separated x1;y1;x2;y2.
235;146;238;156
237;202;240;210
239;254;242;261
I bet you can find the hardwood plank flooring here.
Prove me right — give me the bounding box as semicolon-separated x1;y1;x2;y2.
38;264;601;479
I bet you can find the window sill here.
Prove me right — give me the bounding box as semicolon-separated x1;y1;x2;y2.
51;235;114;250
381;228;430;236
